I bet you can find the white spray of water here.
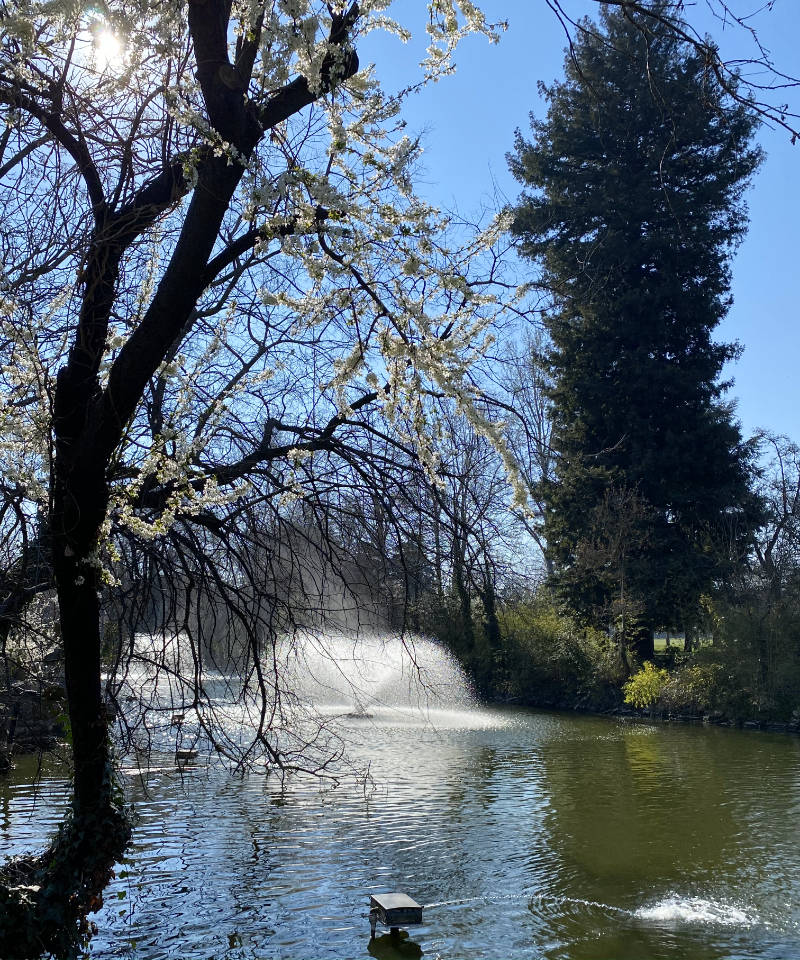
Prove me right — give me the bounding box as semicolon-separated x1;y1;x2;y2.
285;630;473;713
634;896;755;926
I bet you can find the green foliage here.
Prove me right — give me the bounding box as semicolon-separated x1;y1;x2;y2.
706;591;800;720
497;593;625;709
509;2;763;651
56;707;73;746
631;587;800;721
412;591;489;694
623;661;669;709
660;662;722;712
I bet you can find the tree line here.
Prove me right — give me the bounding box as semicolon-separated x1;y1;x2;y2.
410;2;800;728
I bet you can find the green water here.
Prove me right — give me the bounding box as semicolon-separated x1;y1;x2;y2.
2;708;800;959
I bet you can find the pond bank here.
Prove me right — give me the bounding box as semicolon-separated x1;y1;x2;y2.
0;681;66;763
493;693;800;736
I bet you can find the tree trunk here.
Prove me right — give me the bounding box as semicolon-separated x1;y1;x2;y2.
454;564;474;652
432;509;443;598
475;566;503;697
0;548;130;957
480;565;501;653
451;520;474;658
55;560;108;817
631;624;655;662
0;415;130;958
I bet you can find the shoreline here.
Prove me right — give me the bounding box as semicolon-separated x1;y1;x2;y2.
490;696;800;736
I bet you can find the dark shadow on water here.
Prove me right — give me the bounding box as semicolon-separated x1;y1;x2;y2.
367;931;423;959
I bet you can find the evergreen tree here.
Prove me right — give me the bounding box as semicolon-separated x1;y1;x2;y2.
509;2;763;658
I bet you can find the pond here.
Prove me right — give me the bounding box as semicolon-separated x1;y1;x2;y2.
3;687;800;959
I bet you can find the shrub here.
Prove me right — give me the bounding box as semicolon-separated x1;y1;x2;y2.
496;594;624;708
659;660;724;714
623;661;669;709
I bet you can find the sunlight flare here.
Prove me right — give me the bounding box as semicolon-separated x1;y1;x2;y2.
94;27;123;71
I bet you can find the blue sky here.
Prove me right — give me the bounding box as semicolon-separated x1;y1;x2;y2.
362;1;800;444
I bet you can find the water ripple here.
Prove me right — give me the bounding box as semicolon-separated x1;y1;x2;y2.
3;708;800;959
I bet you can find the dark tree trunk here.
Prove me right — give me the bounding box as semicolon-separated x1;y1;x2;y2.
54;556;108;816
0;429;132;956
480;566;501;653
631;624;655;662
452;545;474;655
683;622;695;655
0;519;130;957
475;567;503;696
0;311;131;959
49;261;117;812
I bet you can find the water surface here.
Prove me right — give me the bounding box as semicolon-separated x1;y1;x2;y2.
3;708;799;959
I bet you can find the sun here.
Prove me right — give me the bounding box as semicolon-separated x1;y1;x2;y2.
94;28;123;71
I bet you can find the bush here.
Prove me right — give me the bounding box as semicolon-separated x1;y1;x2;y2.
496;594;624;709
623;661;668;709
659;661;723;714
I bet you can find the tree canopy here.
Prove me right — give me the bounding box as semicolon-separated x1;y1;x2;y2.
510;1;763;655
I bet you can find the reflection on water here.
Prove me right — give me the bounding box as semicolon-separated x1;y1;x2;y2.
2;710;800;959
367;930;423;960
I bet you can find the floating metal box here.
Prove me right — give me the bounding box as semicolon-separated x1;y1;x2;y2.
369;892;423;933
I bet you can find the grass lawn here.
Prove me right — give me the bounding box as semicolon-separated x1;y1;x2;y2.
654;633;685;652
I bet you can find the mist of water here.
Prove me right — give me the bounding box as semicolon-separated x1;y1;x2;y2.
284;630;475;716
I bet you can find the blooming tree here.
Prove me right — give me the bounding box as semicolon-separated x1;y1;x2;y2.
0;0;531;950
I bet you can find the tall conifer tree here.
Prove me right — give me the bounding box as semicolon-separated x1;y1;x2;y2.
509;2;762;657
